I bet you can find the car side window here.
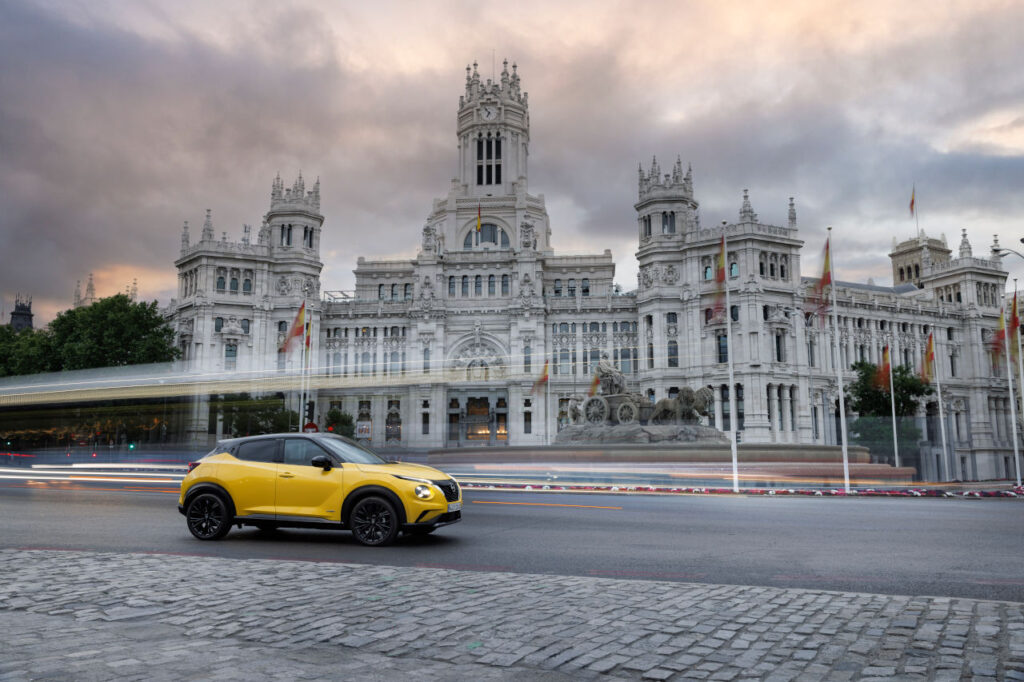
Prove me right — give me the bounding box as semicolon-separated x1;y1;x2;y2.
236;439;279;463
282;439;329;466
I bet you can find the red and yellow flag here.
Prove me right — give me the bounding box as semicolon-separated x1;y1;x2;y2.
280;301;306;353
1010;292;1020;362
909;185;916;217
874;345;891;390
991;306;1008;360
477;203;482;232
588;372;600;397
805;237;832;326
712;235;726;319
921;332;935;384
531;360;549;395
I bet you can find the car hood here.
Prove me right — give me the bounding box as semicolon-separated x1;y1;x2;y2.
352;461;452;481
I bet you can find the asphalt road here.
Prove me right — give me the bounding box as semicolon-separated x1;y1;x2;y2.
1;481;1022;603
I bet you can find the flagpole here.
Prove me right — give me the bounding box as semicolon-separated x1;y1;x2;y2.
1003;295;1022;487
887;340;899;469
827;227;851;493
934;333;951;481
1015;281;1024;487
724;233;739;493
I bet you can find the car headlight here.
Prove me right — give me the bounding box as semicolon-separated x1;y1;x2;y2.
414;485;433;500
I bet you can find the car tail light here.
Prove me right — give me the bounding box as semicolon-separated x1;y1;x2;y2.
187;462;201;473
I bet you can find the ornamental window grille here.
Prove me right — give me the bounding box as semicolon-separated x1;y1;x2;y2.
476;133;502;185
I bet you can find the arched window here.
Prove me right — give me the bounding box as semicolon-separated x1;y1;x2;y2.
215;317;224;332
730;262;739;278
501;274;509;295
559;323;569;333
568;279;577;296
224;343;237;370
391;284;398;301
899;267;905;282
669;211;676;234
705;308;713;324
278;321;287;333
378;284;386;299
242;278;252;294
488;275;496;295
480;223;497;244
464;231;475;249
554;279;562;296
500;230;509;248
461;276;469;296
731;305;739;322
474;275;482;296
216;277;226;291
613;322;619;332
662;212;669;234
230;277;238;293
391;326;399;337
476;133;502;185
666;312;677;325
704;266;712;280
769;262;776;277
914;264;920;278
404;283;411;300
449;276;455;296
241;319;250;334
581;278;590;296
559;348;570;375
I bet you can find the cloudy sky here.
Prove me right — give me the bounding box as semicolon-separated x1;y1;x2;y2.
2;0;1024;324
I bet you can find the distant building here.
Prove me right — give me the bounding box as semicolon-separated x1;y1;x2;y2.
165;61;1016;482
9;295;33;331
73;273;137;308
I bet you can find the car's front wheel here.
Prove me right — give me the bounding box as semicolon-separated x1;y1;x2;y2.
349;496;399;546
185;492;232;540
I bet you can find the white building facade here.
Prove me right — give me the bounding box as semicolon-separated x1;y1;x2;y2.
167;61;1017;482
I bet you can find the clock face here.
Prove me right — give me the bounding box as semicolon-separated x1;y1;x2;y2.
481;105;497;120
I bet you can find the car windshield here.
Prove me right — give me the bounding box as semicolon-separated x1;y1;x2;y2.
317;436;387;465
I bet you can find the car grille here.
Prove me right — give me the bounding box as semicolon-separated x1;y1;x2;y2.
433;479;460;502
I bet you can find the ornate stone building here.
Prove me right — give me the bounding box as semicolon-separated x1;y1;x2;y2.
166;61;1016;481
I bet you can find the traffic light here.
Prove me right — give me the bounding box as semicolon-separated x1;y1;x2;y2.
305;401;315;423
128;443;135;450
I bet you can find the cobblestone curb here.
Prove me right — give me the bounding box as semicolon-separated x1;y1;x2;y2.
1;549;1022;681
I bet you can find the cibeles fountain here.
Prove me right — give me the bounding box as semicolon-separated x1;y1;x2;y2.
555;358;728;444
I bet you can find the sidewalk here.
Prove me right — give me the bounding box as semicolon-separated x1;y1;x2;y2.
1;549;1021;681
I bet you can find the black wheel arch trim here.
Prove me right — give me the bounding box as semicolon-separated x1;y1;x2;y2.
340;485;407;527
181;482;237;519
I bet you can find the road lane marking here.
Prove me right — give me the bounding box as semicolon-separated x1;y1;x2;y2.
472;500;622;510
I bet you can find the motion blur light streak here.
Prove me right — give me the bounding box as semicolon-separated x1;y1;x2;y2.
473;501;623;510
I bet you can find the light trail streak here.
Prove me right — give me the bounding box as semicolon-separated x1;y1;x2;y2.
32;463;186;471
473;500;622;510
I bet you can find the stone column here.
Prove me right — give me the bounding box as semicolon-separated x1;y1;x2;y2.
768;384;779;442
782;385;793;443
714;385;724;431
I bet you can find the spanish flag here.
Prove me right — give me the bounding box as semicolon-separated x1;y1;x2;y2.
280;301;305;353
991;306;1007;360
712;235;726;319
909;185;916;217
921;332;935;384
874;345;891;390
805;237;832;327
588;372;600;397
477;203;482;232
531;360;549;395
1011;291;1021;363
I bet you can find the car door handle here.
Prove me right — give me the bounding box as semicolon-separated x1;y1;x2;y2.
279;473;295;478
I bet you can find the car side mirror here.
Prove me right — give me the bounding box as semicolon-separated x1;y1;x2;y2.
311;455;332;471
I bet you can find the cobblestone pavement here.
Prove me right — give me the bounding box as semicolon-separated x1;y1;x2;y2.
1;549;1022;681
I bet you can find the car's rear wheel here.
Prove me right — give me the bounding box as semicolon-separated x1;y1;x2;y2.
349;496;399;546
185;492;232;540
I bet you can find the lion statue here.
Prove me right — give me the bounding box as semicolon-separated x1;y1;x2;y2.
649;386;714;424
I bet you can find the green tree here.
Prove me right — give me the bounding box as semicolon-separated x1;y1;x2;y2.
0;326;57;377
48;294;179;371
325;408;355;437
846;360;932;465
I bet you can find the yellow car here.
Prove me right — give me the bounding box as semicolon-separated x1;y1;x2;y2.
178;433;461;546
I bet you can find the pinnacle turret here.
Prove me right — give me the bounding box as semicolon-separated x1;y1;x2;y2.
959;228;973;259
788;197;797;228
181;219;190;254
460;58;527;107
739;189;758;223
201;209;214;241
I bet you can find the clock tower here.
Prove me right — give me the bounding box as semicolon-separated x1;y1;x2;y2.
456;60;530;198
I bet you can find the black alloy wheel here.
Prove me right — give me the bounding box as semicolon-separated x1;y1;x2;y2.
186;492;232;540
349;496;399;546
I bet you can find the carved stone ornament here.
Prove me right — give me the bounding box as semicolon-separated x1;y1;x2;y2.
520;220;536;250
663;265;679;285
276;276;291;295
452;340;507;379
421;225;435;252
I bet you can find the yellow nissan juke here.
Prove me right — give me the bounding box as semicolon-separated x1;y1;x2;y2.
178;433;462;546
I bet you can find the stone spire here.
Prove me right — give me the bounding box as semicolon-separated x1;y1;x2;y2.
201;209;214;241
310;176;320;211
181;220;190;254
959;228;972;259
271;173;283;203
991;234;1003;264
788;197;797;228
683;164;693;196
672;157;683;184
739;189;758;223
649;156;660;183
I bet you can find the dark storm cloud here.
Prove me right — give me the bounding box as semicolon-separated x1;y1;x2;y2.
3;0;1024;323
